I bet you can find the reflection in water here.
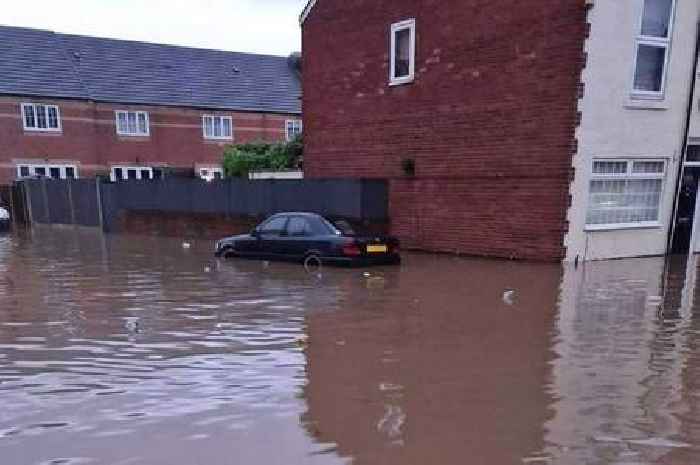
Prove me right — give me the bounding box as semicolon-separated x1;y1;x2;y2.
3;228;700;464
303;258;562;465
546;255;700;464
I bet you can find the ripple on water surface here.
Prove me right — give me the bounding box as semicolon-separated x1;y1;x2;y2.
3;231;700;464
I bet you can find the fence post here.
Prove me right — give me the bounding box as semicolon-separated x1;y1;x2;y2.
67;179;77;225
41;178;49;223
23;182;33;225
8;184;16;229
95;177;105;231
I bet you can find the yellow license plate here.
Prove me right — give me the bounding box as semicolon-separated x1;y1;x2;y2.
367;244;388;253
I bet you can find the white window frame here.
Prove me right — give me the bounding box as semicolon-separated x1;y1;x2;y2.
198;166;225;181
630;0;676;99
202;115;233;140
115;111;150;136
389;19;416;86
16;163;78;179
110;165;155;182
585;158;666;231
21;103;62;132
285;119;303;141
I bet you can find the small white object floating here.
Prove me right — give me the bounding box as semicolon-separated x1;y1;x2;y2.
502;289;515;305
182;242;192;249
204;266;211;273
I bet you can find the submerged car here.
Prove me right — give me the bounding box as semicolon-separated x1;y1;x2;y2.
214;212;400;266
0;207;9;232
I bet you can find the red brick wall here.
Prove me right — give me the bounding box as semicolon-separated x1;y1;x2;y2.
302;0;587;260
0;96;299;184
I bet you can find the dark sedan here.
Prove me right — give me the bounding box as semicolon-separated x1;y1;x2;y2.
214;212;400;266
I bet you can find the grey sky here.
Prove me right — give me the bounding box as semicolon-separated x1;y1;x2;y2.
2;0;306;56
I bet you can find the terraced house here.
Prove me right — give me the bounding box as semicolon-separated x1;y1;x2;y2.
0;25;302;185
301;0;700;261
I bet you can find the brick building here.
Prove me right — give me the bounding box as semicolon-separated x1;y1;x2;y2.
0;25;302;185
300;0;588;261
301;0;700;262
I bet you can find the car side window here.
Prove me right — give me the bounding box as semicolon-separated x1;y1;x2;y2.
287;217;311;237
259;217;288;236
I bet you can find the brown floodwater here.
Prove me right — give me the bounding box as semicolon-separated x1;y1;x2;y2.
1;228;700;464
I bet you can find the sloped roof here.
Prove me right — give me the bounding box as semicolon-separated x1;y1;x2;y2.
0;25;301;114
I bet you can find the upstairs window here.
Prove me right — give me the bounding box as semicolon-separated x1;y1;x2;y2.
22;103;61;131
116;111;149;136
390;19;416;86
586;159;665;229
203;115;233;140
632;0;675;98
286;119;303;141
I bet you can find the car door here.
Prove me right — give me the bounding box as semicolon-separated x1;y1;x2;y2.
258;216;289;259
284;216;314;259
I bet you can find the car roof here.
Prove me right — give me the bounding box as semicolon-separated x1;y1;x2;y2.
271;212;324;218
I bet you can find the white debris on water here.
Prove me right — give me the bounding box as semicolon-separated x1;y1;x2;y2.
182;242;191;249
502;289;515;305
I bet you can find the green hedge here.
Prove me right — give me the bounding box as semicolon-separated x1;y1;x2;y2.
222;136;303;178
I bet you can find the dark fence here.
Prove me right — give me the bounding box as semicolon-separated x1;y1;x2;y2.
24;179;101;227
22;178;389;233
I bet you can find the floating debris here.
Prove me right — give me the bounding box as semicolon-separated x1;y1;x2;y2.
502;289;515;305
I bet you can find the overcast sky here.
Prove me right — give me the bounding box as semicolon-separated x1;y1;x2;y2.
2;0;306;56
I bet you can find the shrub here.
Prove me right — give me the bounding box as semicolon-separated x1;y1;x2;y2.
222;135;303;178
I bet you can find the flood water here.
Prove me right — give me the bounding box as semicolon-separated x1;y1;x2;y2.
2;228;700;464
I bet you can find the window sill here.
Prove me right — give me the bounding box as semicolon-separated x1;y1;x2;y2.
117;134;150;140
585;222;662;232
389;77;415;87
624;97;669;110
204;137;233;143
24;129;62;134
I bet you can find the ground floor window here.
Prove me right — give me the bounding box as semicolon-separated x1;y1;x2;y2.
111;166;163;182
586;159;665;228
198;167;224;181
17;163;77;179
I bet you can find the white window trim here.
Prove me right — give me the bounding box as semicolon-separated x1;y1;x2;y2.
115;110;150;136
198;166;225;181
21;103;62;132
389;18;416;86
285;119;303;141
110;165;155;182
585;158;666;230
202;115;234;141
630;0;676;100
16;163;78;179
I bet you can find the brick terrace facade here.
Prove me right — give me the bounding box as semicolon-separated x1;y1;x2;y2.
302;0;589;261
0;26;302;186
0;95;295;184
